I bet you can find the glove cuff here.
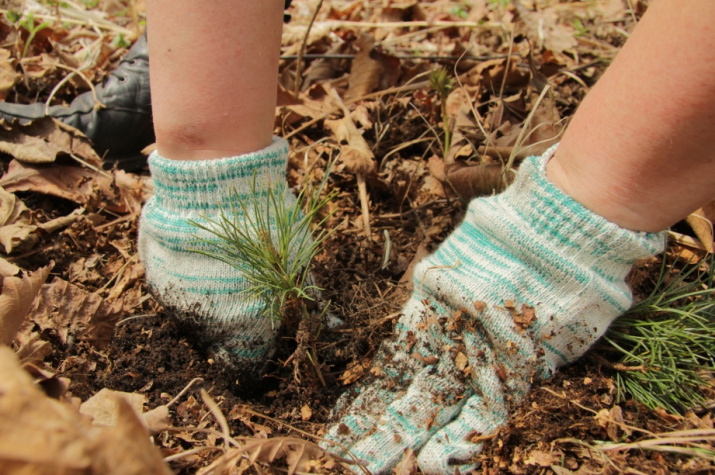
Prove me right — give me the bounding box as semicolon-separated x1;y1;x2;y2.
493;145;665;277
148;137;289;213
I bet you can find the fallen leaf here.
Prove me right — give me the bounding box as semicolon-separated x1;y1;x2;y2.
524;448;560;467
595;406;627;442
514;304;536;330
80;388;146;427
339;358;369;385
24;277;123;348
0;160;130;214
0;347;172;474
0;262;53;345
324;115;376;175
0;116;102;166
229;404;273;437
345;33;400;102
686;202;714;253
0;186;39;254
393;448;418;475
301;404;313;421
455;351;469;372
0;49;18;101
445;162;510;201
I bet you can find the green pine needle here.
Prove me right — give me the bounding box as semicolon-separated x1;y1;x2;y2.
605;253;715;414
189;171;339;326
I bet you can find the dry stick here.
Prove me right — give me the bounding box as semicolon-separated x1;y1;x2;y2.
95;213;136;231
163;445;225;464
294;0;324;97
316;20;503;29
201;389;231;451
31;60;106;111
166;377;204;407
97;253;138;294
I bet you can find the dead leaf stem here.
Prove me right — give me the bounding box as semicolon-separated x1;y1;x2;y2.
201;389;231;451
294;0;324;96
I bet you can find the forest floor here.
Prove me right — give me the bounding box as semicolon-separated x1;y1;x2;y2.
0;0;713;474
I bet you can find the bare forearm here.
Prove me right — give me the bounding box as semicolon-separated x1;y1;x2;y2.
547;0;715;232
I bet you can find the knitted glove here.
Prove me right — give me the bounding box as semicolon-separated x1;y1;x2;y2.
324;146;664;474
138;137;296;374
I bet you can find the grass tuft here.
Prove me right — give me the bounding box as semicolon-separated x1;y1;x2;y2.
605;252;715;414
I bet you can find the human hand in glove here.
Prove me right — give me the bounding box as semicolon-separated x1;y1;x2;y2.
323;148;663;474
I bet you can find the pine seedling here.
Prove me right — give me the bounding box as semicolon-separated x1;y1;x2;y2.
605;253;715;414
429;67;454;159
189;172;339;327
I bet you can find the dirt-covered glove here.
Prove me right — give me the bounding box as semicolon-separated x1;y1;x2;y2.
138;137;297;375
323;146;664;474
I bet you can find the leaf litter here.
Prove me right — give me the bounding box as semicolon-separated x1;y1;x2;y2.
0;0;712;474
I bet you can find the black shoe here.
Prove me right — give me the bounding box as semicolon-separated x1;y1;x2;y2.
0;33;153;171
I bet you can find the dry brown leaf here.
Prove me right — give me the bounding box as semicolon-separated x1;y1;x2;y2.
524;448;560;467
595;406;627;442
0;160;130;213
14;332;53;366
25;277;124;348
300;404;313;421
345;33;400;102
0;346;92;473
0;116;102;166
686;202;715;253
0;50;19;101
79;388;146;427
516;3;578;54
230;404;273;437
241;437;324;475
455;352;469;372
0;347;172;475
324;115;376;175
445;162;510;201
142;405;170;435
0;186;40;254
0;262;53;345
88;397;174;475
514;304;536;331
393;448;418;474
339;358;369;385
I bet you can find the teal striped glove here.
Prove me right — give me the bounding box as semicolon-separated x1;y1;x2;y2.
138;138;295;374
324;146;664;473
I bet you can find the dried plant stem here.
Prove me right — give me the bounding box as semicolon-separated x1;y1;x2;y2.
294;0;324;96
315;20;503;29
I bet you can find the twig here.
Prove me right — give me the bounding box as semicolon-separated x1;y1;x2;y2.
294;0;324;96
25;60;106;111
69;152;112;178
95;213;136;231
115;313;158;326
313;20;503;29
280;53;516;61
167;377;204;408
163;445;225;463
201;389;231;451
97;253;138;294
